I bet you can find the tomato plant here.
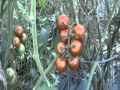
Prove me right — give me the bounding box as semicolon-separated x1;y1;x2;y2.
57;14;70;30
71;40;83;56
0;0;119;90
56;58;67;73
68;57;80;70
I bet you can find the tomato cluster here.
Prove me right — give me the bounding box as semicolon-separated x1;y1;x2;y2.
13;26;27;59
56;14;86;73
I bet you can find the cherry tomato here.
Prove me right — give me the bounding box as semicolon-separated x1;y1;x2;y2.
15;26;24;38
14;37;20;48
56;58;67;73
5;68;18;88
60;29;69;43
56;41;66;56
71;40;83;56
68;57;80;70
74;24;86;40
57;14;70;30
21;33;27;43
8;75;18;88
18;44;25;55
5;68;15;80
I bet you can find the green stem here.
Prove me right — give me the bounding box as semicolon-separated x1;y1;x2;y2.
33;56;57;90
4;0;16;69
85;62;98;90
30;0;50;87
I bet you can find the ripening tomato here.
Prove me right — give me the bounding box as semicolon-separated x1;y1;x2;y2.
71;40;83;56
56;58;67;73
57;14;70;30
56;41;66;56
74;24;86;40
68;57;80;70
14;37;20;48
60;29;69;43
15;26;24;38
21;33;27;43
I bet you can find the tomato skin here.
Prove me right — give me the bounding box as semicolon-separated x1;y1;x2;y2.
56;42;66;56
71;40;83;56
14;37;20;48
68;57;80;70
60;29;69;43
15;26;24;38
18;44;25;55
74;24;86;40
56;58;67;73
57;14;70;30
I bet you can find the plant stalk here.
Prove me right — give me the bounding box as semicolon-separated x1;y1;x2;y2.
30;0;50;87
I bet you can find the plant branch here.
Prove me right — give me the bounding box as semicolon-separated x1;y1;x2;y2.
33;56;57;90
72;0;79;24
30;0;50;87
4;0;16;69
85;62;98;90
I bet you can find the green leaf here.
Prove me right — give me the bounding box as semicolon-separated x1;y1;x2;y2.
38;0;46;9
37;86;57;90
17;1;26;14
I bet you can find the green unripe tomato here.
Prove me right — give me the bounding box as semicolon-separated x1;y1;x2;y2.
5;68;15;80
18;44;25;55
8;73;18;88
